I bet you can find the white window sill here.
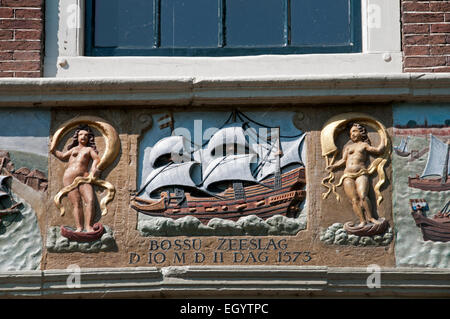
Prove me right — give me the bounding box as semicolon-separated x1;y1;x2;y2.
44;52;403;78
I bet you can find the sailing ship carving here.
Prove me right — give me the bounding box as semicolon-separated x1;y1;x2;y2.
410;198;450;242
394;136;410;157
0;175;22;223
408;134;450;191
131;111;307;224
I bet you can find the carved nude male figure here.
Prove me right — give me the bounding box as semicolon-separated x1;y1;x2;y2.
327;123;385;226
52;125;100;232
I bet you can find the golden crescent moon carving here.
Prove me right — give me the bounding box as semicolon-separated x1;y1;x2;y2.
320;113;392;206
50;116;120;171
51;116;120;216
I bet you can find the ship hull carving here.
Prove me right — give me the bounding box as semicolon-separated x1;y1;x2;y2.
410;199;450;242
131;166;306;224
408;176;450;192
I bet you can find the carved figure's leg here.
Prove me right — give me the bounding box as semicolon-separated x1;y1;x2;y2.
355;175;381;224
79;183;96;232
67;188;84;232
343;177;366;226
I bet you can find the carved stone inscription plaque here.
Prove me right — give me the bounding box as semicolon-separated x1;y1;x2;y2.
38;106;395;269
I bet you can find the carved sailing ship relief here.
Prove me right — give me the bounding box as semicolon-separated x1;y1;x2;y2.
131;111;307;224
410;198;450;242
394;136;411;157
0;176;22;225
408;134;450;191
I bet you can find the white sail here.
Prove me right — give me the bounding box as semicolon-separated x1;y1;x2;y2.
421;134;450;178
206;124;253;157
148;135;191;168
202;154;257;190
395;137;409;153
256;133;306;181
142;162;202;197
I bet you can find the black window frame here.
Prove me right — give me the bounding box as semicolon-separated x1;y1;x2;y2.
85;0;362;57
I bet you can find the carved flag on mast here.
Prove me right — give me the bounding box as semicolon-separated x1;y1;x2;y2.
158;113;174;131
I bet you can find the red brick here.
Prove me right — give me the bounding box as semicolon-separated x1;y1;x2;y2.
430;23;450;33
403;12;445;23
13;50;40;60
15;71;40;77
0;61;40;71
403;24;430;34
430;45;450;55
402;1;430;12
446;13;450;22
404;56;446;67
0;8;14;18
0;41;41;50
403;45;430;56
0;19;42;30
14;30;41;40
2;0;43;8
0;30;13;40
430;2;450;12
404;34;447;45
14;8;42;19
0;51;13;60
433;67;450;72
0;71;14;77
404;67;435;73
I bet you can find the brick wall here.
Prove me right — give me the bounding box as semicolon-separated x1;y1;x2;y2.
0;0;43;78
402;0;450;72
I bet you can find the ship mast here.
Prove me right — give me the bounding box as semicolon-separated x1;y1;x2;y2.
442;142;450;184
274;127;282;190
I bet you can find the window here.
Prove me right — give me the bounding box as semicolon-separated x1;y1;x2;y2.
85;0;362;56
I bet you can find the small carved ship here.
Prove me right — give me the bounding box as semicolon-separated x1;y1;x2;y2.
0;175;22;222
408;134;450;191
131;111;307;224
394;136;410;157
410;199;450;242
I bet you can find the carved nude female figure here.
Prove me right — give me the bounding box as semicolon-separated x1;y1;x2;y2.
327;123;385;226
52;125;101;232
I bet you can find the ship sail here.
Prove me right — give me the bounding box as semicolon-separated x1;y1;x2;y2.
202;154;257;190
148;135;191;168
140;162;202;198
421;134;450;178
256;133;306;181
395;136;409;153
206;123;254;157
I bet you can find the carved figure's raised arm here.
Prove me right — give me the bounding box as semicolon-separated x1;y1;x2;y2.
326;147;348;171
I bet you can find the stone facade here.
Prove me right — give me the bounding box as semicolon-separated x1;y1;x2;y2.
0;0;449;299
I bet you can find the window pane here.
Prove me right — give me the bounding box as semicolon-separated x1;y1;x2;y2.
226;0;284;47
161;0;218;48
291;0;351;46
94;0;153;47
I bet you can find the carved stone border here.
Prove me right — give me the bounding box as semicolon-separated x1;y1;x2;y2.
1;74;450;107
1;266;449;298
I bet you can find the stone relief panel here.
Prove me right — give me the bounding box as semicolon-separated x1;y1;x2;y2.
133;109;308;237
0;106;399;270
0;109;48;271
319;113;393;247
46;116;120;253
393;104;450;268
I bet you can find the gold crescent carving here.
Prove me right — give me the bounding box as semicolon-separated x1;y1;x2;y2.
51;116;120;216
320;112;392;206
